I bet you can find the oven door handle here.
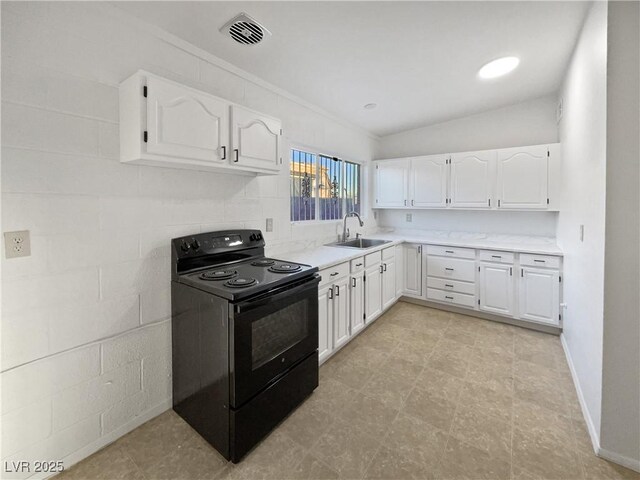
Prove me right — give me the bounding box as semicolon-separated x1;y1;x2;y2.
234;275;320;314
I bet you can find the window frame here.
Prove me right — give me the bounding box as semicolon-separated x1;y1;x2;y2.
289;145;365;225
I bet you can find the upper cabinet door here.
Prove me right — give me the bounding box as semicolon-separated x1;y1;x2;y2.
496;145;548;209
146;76;229;162
410;155;449;207
449;151;493;208
375;159;409;208
230;105;282;172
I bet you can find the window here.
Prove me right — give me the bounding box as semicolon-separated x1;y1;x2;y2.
290;149;361;222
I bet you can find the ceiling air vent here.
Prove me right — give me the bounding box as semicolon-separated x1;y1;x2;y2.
220;13;271;46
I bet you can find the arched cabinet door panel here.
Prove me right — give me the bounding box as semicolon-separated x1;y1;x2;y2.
497;145;548;209
146;76;229;162
410;155;449;207
449;151;493;208
230;105;282;172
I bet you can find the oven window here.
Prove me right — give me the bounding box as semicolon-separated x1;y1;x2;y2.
251;299;309;370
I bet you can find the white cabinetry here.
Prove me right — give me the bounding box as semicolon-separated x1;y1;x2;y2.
519;255;561;326
119;71;282;175
374;159;409;208
230;105;282;172
479;262;515;316
318;263;350;363
425;246;477;308
395;244;404;297
449;151;493;208
381;247;397;310
497;145;548;209
350;270;365;336
403;244;423;297
410;155;448;207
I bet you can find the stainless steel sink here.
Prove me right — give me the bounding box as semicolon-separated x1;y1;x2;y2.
327;238;391;249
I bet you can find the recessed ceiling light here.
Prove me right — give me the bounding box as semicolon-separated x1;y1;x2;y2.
478;57;520;79
363;103;377;110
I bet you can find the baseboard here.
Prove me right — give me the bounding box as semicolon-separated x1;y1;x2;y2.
39;398;172;479
597;447;640;473
560;334;601;453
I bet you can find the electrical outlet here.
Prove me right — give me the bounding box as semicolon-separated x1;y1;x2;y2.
265;218;273;232
406;213;412;223
4;230;31;259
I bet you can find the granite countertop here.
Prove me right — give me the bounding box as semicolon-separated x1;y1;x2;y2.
286;229;562;270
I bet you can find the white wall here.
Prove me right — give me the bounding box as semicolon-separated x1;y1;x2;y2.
375;95;559;159
0;2;377;475
378;210;558;237
556;0;608;449
600;0;640;470
374;95;560;236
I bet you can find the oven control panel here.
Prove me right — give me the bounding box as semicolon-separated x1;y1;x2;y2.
172;230;265;258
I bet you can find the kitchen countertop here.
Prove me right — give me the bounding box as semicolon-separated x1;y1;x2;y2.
286;229;562;270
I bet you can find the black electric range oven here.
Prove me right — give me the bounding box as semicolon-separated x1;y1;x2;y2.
171;230;319;462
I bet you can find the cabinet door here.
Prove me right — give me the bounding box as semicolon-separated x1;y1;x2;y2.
403;244;423;297
479;263;514;316
375;160;409;208
350;272;365;336
382;260;397;310
230;105;282;171
519;267;560;325
333;277;351;349
497;145;548;209
365;265;383;322
318;285;334;363
146;76;229;162
395;244;404;297
410;155;449;207
449;151;493;208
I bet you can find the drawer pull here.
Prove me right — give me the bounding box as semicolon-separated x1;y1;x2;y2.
356;263;363;266
445;268;454;271
352;278;356;287
328;287;333;299
445;284;454;288
335;286;340;296
534;259;546;263
445;250;454;254
383;263;387;272
491;255;502;259
445;296;454;300
330;272;339;276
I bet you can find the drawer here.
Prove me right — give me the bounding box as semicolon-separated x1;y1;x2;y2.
520;254;561;269
319;262;350;287
382;246;395;260
365;250;382;267
427;277;476;295
426;256;476;282
350;257;365;273
427;288;476;308
426;245;475;259
479;250;514;264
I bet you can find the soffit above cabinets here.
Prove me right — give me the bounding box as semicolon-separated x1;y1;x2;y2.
113;1;590;136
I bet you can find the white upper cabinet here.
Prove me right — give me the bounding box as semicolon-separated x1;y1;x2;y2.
145;75;229;163
375;159;409;208
230;105;282;172
449;151;493;208
119;71;282;175
410;155;448;207
497;145;548;209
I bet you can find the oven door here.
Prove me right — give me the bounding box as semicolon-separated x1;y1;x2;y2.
229;275;319;408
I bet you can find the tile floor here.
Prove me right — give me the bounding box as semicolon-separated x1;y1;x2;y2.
57;302;639;480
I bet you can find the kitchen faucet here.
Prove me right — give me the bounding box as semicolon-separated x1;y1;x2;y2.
342;211;364;242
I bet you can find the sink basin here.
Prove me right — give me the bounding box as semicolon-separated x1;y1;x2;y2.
327;238;391;249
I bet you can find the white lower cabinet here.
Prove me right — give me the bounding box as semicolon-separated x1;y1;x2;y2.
479;262;515;316
350;270;365;336
364;264;383;323
403;244;423;297
519;266;561;325
318;284;333;363
332;276;351;349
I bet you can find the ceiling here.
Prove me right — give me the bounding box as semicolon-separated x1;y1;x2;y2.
115;1;590;136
